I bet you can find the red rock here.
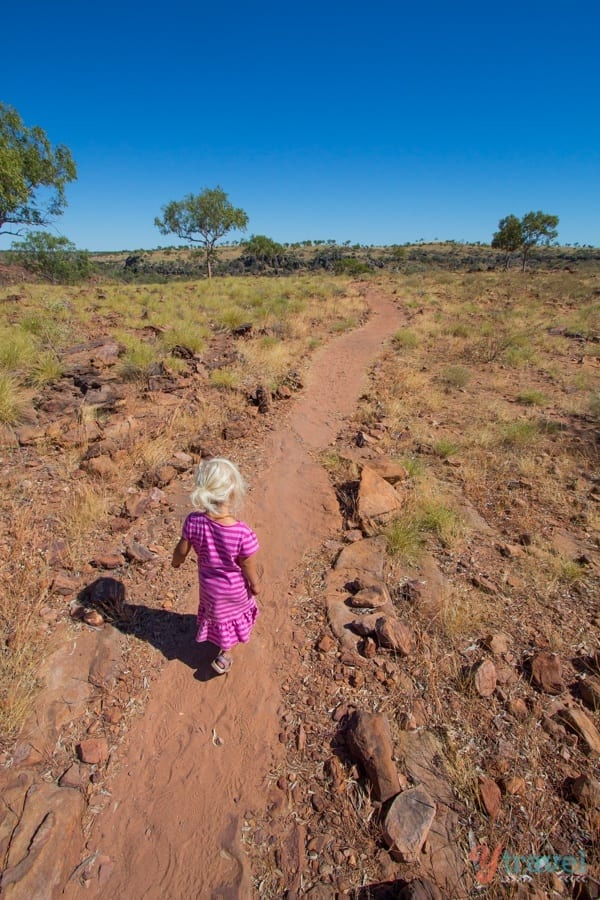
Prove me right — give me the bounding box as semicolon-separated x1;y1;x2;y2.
500;775;526;796
478;775;502;818
484;632;511;656
125;542;157;563
579;676;600;711
557;708;600;755
383;786;436;862
571;774;600;809
357;465;405;531
77;738;109;765
0;782;84;896
317;634;336;652
473;659;497;697
51;572;80;596
345;710;400;802
375;616;414;655
531;652;565;694
125;493;150;518
59;764;85;790
507;698;529;720
91;552;125;569
82;455;119;478
334;536;388;577
361;457;409;484
346;584;390;609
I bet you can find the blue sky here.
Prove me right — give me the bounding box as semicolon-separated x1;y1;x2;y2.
3;0;599;250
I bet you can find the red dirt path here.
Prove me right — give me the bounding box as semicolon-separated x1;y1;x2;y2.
77;289;405;898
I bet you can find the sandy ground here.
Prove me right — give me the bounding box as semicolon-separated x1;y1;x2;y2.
75;289;405;899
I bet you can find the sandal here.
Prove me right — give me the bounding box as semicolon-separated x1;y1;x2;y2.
211;651;233;675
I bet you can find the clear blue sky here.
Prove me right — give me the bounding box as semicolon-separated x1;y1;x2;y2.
3;0;599;250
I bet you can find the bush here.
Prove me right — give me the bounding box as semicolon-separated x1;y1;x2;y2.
9;232;94;283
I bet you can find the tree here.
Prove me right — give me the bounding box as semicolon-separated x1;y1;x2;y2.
491;214;523;269
9;232;93;283
520;211;559;271
492;211;559;271
0;103;77;237
243;234;284;267
154;187;248;278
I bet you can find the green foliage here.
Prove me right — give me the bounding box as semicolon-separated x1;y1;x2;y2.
333;257;371;275
0;374;28;424
516;389;546;406
440;365;471;388
155;187;248;278
492;211;559;271
392;328;419;349
244;234;284;266
0;103;77;235
9;232;93;283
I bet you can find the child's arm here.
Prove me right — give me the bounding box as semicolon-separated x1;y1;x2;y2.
172;538;191;568
239;553;261;596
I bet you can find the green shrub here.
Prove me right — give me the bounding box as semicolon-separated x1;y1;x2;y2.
392;329;418;349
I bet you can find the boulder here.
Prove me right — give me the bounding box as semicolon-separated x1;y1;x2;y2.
0;783;84;898
357;466;405;533
383;786;436;862
345;710;400;802
530;652;565;694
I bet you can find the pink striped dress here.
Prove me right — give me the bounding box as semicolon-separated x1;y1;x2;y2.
182;512;259;651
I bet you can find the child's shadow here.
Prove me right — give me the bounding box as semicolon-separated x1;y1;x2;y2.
78;577;220;682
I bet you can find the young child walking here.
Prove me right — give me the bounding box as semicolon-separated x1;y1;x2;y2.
171;457;261;674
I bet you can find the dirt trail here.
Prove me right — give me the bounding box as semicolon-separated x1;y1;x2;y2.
82;289;405;899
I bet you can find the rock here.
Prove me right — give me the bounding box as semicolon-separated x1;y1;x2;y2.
222;420;249;440
507;698;529;720
16;425;45;446
361;457;409;485
153;465;178;486
361;637;377;659
0;782;84;898
125;542;157;563
571;774;600;809
88;627;123;688
375;616;414;655
58;764;85;790
383;786;436;862
557;708;600;755
345;710;400;802
317;634;335;653
530;652;565;694
471;574;497;594
579;676;600;711
357;465;405;533
484;633;511;656
77;738;109;765
51;572;80;596
473;660;497;697
82;455;119;479
91;551;125;569
478;776;502;818
500;775;526;796
346;584;390;609
124;493;150;519
333;536;388;577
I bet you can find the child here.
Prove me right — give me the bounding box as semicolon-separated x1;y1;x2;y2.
171;457;261;674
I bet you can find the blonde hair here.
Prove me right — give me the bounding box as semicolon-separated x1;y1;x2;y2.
190;457;246;515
